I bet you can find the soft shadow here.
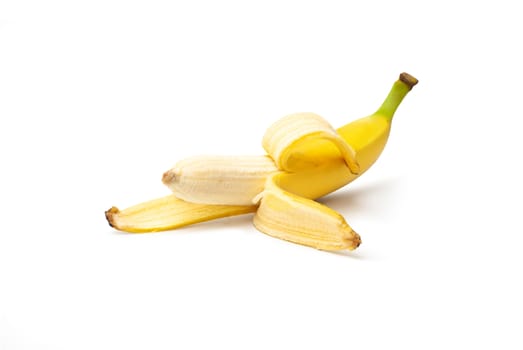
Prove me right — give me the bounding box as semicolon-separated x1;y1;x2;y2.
325;249;369;260
317;176;403;213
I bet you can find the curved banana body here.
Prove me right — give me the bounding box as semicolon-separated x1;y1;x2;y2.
277;73;416;199
279;114;392;199
106;73;418;251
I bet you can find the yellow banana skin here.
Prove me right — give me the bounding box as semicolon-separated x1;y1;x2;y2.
278;73;417;199
277;114;390;199
105;196;256;233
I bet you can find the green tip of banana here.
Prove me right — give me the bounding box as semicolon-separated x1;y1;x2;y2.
106;72;418;251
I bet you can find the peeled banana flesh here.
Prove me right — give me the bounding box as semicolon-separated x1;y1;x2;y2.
162;155;277;205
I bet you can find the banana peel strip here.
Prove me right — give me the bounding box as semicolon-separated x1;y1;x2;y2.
253;173;361;251
105;195;256;233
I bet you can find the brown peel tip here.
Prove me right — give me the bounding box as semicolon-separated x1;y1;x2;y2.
348;231;362;250
399;72;418;90
162;170;176;185
105;206;120;228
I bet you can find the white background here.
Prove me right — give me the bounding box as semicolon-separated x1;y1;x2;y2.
1;0;522;349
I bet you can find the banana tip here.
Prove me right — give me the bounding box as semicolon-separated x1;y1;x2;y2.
105;206;120;228
347;231;362;250
399;72;418;90
349;162;360;175
162;170;176;185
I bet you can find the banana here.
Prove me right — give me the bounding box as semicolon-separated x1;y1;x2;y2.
105;73;418;251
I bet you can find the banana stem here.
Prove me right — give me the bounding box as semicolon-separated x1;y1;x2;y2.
376;72;418;122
